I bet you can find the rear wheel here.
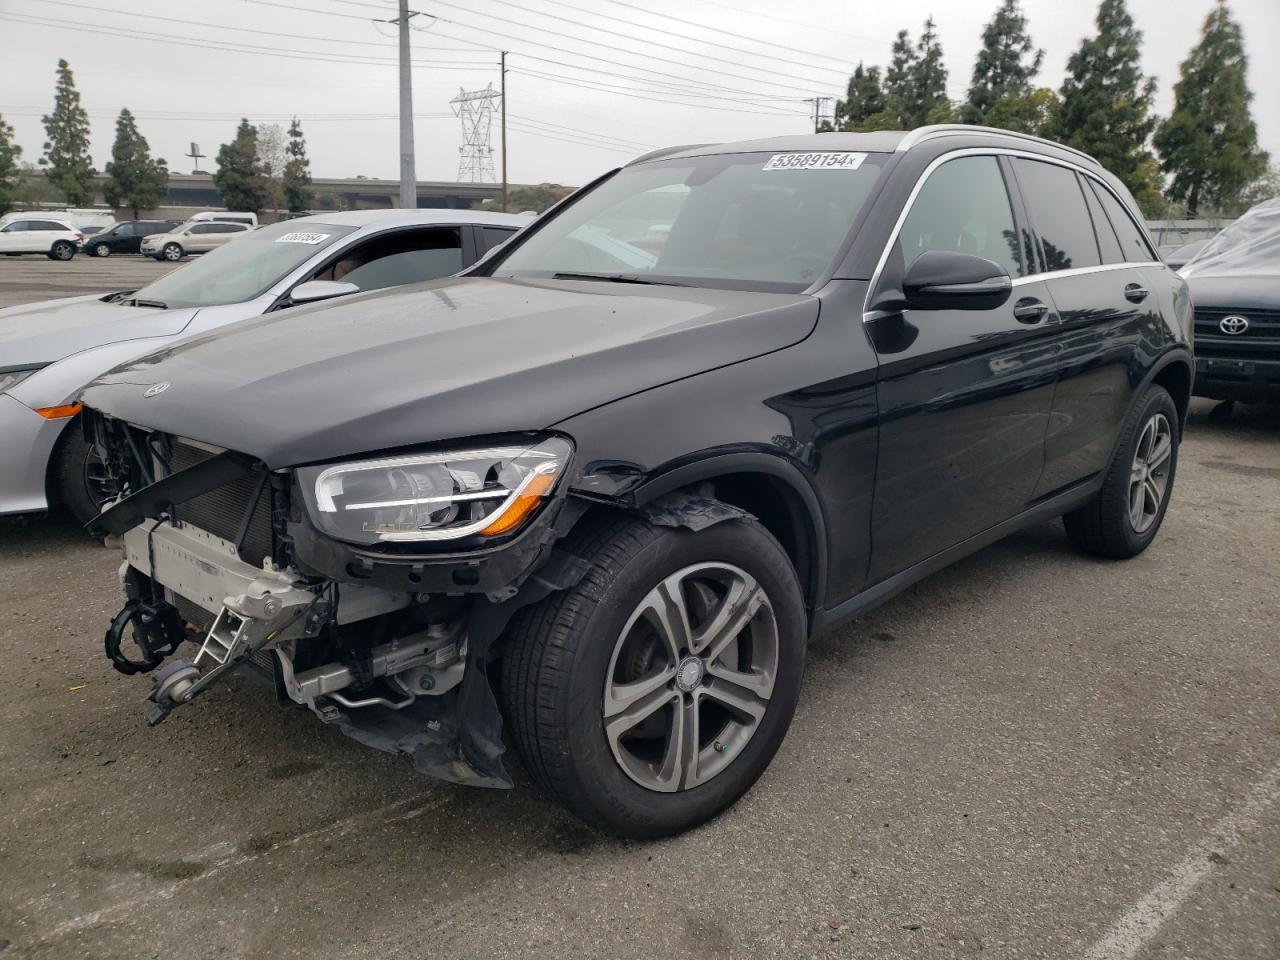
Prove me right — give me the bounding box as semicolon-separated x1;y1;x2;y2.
92;242;111;257
500;512;806;838
52;426;115;527
1064;384;1179;558
162;242;183;262
49;241;75;261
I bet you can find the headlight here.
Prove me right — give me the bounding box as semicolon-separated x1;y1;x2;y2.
304;437;572;544
0;366;42;395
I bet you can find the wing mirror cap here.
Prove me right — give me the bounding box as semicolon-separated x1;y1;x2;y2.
290;280;361;304
902;251;1012;310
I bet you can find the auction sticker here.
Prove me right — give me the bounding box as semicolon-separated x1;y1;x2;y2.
763;152;866;171
275;232;331;244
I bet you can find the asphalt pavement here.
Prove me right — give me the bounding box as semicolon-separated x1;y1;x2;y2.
0;257;1276;960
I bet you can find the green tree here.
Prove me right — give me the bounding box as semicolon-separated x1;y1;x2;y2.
1153;4;1267;216
1239;162;1280;209
1049;0;1159;210
963;0;1044;125
212;119;267;214
103;108;168;218
0;114;21;215
884;29;918;127
907;17;950;128
40;59;94;205
984;86;1060;136
835;63;886;131
283;117;313;214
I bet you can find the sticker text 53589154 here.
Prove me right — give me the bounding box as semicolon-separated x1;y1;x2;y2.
275;232;331;244
763;152;867;172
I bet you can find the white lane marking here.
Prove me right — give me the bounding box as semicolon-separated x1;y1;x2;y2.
1080;762;1280;960
35;794;446;944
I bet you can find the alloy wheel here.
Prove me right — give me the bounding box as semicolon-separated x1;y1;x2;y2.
603;562;778;793
1129;412;1173;533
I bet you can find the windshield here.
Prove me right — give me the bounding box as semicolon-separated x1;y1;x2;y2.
1180;198;1280;278
133;221;357;306
492;150;889;291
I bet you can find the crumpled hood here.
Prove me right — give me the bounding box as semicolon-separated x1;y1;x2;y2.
0;294;199;367
1183;275;1280;312
80;276;819;467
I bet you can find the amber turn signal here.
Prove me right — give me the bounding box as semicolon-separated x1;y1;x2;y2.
480;471;557;536
34;402;83;420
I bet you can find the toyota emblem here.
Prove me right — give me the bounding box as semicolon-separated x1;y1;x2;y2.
1219;315;1249;335
143;381;171;398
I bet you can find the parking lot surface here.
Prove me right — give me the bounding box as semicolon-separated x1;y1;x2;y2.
0;258;1276;960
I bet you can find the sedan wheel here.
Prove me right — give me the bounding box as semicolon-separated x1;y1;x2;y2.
93;242;111;257
162;243;183;262
50;241;75;261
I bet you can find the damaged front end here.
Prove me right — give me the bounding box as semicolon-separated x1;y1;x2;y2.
87;412;587;788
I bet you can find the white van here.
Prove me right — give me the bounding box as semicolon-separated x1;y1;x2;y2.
186;210;259;228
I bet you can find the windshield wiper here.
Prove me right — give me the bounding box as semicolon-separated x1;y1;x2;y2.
126;298;169;309
552;271;689;287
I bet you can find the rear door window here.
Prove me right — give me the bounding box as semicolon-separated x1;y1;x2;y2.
318;228;464;292
1081;182;1124;264
1015;159;1101;272
481;226;517;253
1087;180;1156;262
897;155;1024;278
34;220;69;232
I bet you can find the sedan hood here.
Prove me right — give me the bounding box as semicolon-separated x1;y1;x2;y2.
81;276;818;467
1183;275;1280;311
0;294;199;367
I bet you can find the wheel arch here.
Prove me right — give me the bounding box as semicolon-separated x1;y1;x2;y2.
1149;351;1193;431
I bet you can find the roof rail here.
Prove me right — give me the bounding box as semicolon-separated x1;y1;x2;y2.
896;124;1096;164
626;143;714;166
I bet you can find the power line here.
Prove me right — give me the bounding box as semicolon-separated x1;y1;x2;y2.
422;0;836;99
509;68;808;118
506;112;650;150
0;105;455;122
692;0;883;47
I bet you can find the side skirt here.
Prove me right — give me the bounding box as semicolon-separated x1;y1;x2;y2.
812;475;1102;637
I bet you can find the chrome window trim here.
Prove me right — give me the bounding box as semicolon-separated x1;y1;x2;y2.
895;125;1095;164
862;146;1160;320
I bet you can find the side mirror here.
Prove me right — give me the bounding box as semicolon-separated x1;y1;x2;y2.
290;280;361;304
902;250;1012;311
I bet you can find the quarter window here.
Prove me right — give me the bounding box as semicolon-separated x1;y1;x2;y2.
1087;179;1156;262
897;155;1023;278
481;226;517;253
1081;181;1124;264
1015;159;1101;272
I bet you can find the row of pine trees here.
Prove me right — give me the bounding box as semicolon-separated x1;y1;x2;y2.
831;0;1270;216
0;60;313;218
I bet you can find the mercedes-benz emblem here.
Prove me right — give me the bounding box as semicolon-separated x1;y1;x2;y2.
1219;315;1249;335
143;381;171;398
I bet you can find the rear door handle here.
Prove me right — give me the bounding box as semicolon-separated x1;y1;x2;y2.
1012;298;1050;324
1124;283;1149;303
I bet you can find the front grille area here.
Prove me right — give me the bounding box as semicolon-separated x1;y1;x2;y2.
1194;309;1280;359
168;440;274;567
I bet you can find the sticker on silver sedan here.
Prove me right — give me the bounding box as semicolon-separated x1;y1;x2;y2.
274;232;332;244
763;152;867;171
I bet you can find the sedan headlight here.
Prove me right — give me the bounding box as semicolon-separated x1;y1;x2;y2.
303;437;572;544
0;366;42;395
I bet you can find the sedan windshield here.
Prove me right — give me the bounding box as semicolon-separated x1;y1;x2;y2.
133;221;358;307
493;150;889;291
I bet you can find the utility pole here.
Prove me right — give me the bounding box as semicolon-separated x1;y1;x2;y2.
397;0;417;209
805;96;833;134
500;51;508;212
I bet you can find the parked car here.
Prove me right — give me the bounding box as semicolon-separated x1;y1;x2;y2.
140;220;253;261
0;209;526;524
79;126;1192;840
1160;237;1210;270
0;217;84;260
187;210;259;228
87;220;186;258
1180;199;1280;406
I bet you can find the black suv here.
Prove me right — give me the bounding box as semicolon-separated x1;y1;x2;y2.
80;126;1192;838
87;220;184;257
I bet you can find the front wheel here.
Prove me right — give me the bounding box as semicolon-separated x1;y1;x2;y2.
92;242;111;257
52;426;116;527
49;241;76;261
500;511;806;838
1064;383;1179;558
162;243;183;262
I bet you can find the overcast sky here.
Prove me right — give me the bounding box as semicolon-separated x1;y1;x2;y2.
1;0;1276;188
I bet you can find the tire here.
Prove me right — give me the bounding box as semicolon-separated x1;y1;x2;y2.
49;241;75;261
93;242;111;257
52;426;114;527
1064;384;1179;558
499;511;806;839
162;243;183;262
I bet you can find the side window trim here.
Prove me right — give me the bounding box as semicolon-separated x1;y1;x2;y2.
997;154;1041;276
1083;175;1158;262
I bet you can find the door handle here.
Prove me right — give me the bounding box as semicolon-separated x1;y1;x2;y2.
1124;283;1149;303
1012;298;1050;324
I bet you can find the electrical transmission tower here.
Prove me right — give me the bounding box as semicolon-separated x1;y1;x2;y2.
450;84;499;183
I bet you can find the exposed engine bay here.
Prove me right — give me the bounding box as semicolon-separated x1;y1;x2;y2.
87;413;595;788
